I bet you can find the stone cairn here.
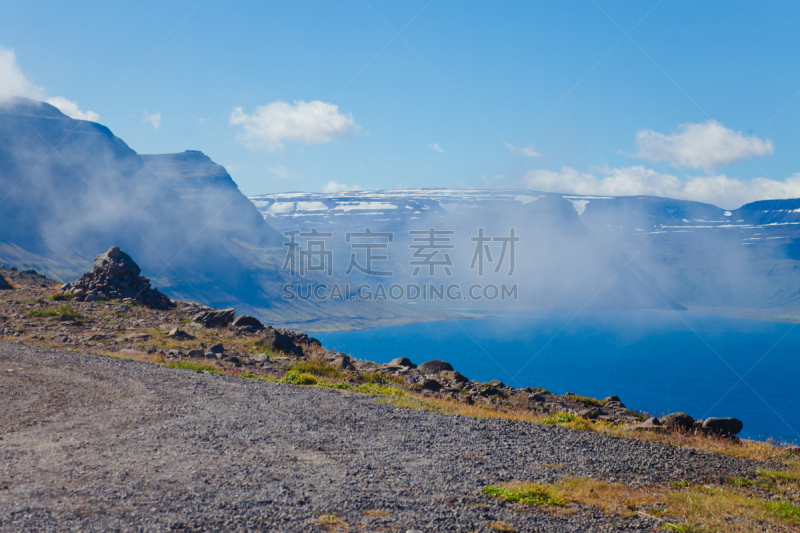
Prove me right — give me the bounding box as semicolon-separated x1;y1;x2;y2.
60;246;173;309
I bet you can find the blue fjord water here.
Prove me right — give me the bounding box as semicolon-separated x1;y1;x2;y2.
320;311;800;443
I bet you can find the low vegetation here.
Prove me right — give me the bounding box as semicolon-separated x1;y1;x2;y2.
482;483;566;507
482;476;800;533
26;304;82;320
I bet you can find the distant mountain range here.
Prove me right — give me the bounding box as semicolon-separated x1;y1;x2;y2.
249;190;800;320
2;97;800;329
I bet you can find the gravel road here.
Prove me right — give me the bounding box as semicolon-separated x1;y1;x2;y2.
0;342;758;532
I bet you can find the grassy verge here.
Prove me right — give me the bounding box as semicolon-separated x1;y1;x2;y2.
26;304;82;320
482;476;800;533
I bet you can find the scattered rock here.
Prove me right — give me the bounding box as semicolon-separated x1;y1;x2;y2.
187;349;204;358
528;393;547;403
421;379;443;392
418;360;454;374
439;370;468;383
258;328;302;355
389;357;416;369
60;246;173;309
661;412;694;431
332;357;354;370
209;343;225;354
221;356;239;363
168;327;195;340
479;386;504;397
0;275;10;290
231;315;264;329
126;332;151;341
578;408;602;420
636;417;665;432
702;417;743;436
251;353;270;363
191;308;236;328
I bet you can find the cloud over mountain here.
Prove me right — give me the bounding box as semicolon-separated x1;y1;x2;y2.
0;44;98;122
631;120;773;169
230;100;358;152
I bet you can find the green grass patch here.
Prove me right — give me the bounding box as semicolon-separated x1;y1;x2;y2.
661;523;703;533
290;359;344;379
768;500;800;522
727;477;755;487
48;293;75;301
565;393;606;407
542;412;577;425
163;360;222;374
757;468;798;481
239;372;271;382
280;371;318;385
483;484;566;507
669;480;694;488
26;304;82;320
26;308;59;318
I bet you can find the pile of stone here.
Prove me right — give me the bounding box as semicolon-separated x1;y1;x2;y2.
59;246;173;309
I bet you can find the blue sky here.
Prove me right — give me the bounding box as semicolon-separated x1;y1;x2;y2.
1;0;799;207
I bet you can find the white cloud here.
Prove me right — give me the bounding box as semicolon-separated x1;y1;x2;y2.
322;181;361;193
230;100;358;152
520;165;800;209
631;120;774;169
505;142;542;158
44;96;99;122
0;45;99;122
429;142;444;153
268;164;298;180
142;111;161;130
0;45;44;99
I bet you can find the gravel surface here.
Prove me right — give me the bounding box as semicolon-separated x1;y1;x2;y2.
0;342;759;532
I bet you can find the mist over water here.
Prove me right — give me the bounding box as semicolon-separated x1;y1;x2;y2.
321;311;800;443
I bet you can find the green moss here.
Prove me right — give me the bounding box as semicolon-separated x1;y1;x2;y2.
727;478;755;487
482;485;565;507
290;359;345;379
280;371;318;385
25;304;82;320
48;293;75;301
163;360;222;374
542;412;578;425
768;500;800;522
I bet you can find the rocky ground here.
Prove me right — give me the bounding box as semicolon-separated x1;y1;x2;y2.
0;342;761;532
0;254;796;532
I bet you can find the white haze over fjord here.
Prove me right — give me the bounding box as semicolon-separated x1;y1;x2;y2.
0;45;98;122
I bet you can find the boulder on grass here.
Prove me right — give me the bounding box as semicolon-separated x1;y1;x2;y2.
258;328;302;355
661;412;694;431
702;417;743;436
418;360;454;374
232;315;264;329
191;308;236;328
168;327;195;340
389;357;416;368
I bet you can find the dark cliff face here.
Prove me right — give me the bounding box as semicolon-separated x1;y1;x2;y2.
141;151;283;247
